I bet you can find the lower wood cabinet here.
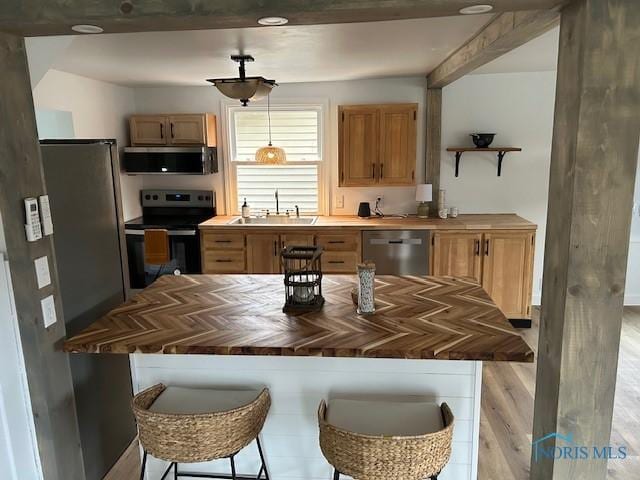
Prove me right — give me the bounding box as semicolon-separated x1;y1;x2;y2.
246;234;281;274
431;230;535;319
481;232;535;319
202;230;355;274
432;232;483;282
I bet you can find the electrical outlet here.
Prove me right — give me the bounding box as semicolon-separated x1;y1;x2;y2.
41;295;57;328
335;194;344;209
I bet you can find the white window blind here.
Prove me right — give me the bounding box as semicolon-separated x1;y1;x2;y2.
229;105;324;214
232;109;320;161
236;164;319;214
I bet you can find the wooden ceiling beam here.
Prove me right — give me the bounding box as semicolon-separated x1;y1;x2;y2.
427;9;561;88
3;0;564;36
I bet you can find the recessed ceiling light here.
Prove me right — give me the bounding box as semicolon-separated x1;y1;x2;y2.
71;24;104;34
257;16;289;26
459;4;494;14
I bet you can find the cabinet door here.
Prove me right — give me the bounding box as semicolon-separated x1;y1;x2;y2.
379;104;417;186
481;231;535;319
246;234;280;274
432;232;482;282
130;116;168;145
339;107;380;186
168;115;206;145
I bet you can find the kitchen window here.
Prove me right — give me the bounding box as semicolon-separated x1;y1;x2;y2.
227;104;325;215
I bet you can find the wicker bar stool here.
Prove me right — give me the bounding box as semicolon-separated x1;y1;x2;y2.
133;383;271;480
318;399;454;480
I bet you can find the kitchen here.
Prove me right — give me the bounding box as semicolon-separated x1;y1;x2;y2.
0;2;639;480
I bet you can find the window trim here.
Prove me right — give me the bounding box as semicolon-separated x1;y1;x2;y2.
221;97;330;216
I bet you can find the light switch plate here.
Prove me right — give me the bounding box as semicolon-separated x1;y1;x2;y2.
41;295;57;328
34;256;51;289
335;194;344;209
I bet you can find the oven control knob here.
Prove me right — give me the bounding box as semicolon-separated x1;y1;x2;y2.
205;196;210;201
198;195;203;201
144;194;151;200
152;195;158;200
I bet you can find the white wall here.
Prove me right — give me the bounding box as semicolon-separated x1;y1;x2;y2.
442;71;640;304
442;72;555;303
0;213;43;479
32;69;142;221
132;76;428;215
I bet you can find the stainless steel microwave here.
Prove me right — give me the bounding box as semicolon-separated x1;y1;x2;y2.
122;146;218;174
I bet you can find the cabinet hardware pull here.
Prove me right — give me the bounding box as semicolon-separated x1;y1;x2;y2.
328;260;345;264
372;164;375;178
160;123;164;139
215;240;232;243
485;239;490;256
328;240;345;244
380;163;384;179
274;240;277;257
412;170;415;180
475;239;480;256
170;123;175;138
216;259;233;263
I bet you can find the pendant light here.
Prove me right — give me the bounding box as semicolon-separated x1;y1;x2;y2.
206;55;277;107
255;93;286;164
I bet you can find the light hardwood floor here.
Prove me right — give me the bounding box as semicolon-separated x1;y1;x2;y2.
110;307;640;479
479;306;640;480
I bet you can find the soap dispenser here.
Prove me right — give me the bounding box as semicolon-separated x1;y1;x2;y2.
241;198;250;219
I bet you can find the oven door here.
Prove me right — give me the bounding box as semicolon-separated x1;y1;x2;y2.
125;229;201;289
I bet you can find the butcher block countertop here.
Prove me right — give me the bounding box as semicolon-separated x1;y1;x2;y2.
199;213;537;230
64;274;534;362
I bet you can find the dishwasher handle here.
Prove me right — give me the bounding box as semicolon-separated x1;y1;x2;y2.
368;238;424;246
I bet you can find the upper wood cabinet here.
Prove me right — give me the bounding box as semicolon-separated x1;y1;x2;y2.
129;115;168;145
431;230;535;319
130;114;217;147
432;232;483;283
339;104;417;187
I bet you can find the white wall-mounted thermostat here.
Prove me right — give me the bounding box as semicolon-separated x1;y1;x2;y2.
24;197;43;242
39;195;54;236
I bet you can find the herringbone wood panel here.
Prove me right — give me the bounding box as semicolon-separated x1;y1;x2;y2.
64;275;533;361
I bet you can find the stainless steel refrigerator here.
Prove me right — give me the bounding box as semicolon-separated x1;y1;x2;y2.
40;139;137;480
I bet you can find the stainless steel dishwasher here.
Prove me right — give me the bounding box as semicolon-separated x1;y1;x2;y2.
362;230;430;275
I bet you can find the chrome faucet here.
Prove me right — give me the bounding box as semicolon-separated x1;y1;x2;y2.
275;189;280;215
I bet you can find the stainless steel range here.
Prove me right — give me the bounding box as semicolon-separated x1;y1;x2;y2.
125;189;215;288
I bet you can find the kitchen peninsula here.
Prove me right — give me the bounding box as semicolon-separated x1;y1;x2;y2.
65;274;533;480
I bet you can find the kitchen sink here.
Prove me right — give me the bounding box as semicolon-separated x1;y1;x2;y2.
228;216;318;226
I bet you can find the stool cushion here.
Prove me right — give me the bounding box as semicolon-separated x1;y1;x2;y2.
149;387;261;415
326;399;444;437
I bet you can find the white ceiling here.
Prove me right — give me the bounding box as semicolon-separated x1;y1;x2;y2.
472;27;559;75
28;15;493;86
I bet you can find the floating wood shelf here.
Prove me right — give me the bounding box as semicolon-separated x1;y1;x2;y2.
446;147;522;177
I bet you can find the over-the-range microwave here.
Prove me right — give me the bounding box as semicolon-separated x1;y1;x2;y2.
122;146;218;175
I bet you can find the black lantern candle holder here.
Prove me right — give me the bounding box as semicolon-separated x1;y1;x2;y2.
281;245;324;313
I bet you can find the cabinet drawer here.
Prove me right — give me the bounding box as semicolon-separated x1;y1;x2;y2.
203;251;246;273
316;233;360;252
202;233;245;250
322;252;359;273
